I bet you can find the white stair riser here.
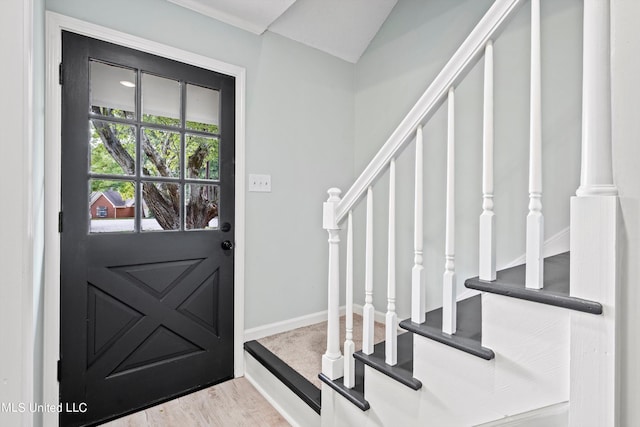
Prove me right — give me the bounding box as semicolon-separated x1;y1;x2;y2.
244;353;320;427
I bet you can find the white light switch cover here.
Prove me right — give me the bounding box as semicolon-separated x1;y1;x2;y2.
248;174;271;192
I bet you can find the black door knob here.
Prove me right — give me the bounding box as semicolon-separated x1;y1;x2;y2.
221;240;233;250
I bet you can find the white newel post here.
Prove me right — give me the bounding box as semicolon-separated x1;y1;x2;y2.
569;0;618;425
480;40;496;282
526;0;544;289
322;188;344;380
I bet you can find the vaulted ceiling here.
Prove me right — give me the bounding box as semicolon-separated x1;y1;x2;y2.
166;0;398;63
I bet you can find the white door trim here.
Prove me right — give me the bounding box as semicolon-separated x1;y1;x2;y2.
43;11;246;426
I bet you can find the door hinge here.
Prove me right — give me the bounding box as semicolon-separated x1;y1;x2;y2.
57;360;61;382
59;63;63;85
58;211;63;233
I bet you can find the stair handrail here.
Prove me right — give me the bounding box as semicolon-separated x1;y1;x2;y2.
334;0;525;225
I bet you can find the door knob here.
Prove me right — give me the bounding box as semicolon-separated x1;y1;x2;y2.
221;240;233;250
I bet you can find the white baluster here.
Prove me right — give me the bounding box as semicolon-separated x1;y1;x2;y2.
443;87;457;335
362;187;375;355
526;0;544;289
480;40;496;282
386;159;397;366
322;188;344;380
412;126;426;323
344;211;355;388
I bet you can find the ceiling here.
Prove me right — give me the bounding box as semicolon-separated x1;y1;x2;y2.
166;0;398;63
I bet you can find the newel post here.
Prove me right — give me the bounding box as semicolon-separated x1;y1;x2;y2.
569;0;619;425
322;188;344;380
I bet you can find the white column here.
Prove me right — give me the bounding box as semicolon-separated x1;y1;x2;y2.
479;40;496;282
577;0;617;197
322;188;343;380
525;0;544;289
569;1;618;425
412;126;426;323
343;211;355;388
362;187;375;355
386;159;398;366
443;87;457;335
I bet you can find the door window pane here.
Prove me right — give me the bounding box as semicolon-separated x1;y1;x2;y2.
141;181;180;231
90;61;136;118
185;184;219;230
89;180;136;233
90;120;136;175
142;128;181;178
142;73;181;127
185;135;219;180
186;84;220;133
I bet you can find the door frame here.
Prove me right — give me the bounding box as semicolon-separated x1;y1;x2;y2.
43;12;246;426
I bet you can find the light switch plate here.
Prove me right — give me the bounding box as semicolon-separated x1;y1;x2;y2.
248;174;271;192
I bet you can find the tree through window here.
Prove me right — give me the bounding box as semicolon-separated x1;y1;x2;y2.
88;60;222;232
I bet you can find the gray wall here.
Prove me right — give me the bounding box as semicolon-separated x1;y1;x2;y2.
352;0;583;317
45;0;356;329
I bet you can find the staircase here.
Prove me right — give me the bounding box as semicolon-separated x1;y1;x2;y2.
247;0;619;425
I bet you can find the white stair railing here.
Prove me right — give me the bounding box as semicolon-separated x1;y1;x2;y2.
322;0;528;384
321;4;617;422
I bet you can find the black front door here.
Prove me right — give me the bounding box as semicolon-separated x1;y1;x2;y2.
59;31;235;426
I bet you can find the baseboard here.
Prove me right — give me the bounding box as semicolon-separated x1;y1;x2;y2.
244;308;345;342
502;227;570;269
352;304;387;324
245;229;570;344
474;402;568;426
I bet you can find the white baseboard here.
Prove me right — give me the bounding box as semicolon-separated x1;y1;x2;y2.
244;308;345;342
244;304;390;343
352;304;387;324
502;227;570;269
245;227;570;342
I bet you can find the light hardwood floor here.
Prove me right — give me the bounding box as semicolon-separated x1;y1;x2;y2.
103;378;290;427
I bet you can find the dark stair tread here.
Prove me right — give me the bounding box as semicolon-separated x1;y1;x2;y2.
244;340;321;414
354;332;422;390
399;294;495;360
319;360;370;411
464;252;602;314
